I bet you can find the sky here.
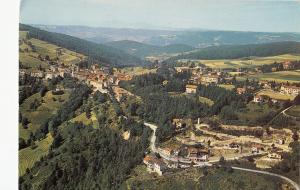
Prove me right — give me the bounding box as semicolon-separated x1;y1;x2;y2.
20;0;300;32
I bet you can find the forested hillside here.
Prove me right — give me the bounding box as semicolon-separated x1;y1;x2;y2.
106;40;195;58
19;24;144;66
165;41;300;63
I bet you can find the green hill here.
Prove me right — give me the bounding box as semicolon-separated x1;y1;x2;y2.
106;40;195;58
165;41;300;63
19;24;144;66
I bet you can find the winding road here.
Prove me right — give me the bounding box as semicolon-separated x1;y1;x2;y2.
144;122;300;190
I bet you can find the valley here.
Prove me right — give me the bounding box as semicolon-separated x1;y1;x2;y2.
18;25;300;190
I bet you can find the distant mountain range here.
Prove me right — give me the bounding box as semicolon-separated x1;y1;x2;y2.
164;41;300;63
106;40;195;58
33;25;300;48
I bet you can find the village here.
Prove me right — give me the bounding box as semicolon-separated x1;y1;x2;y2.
19;47;300;179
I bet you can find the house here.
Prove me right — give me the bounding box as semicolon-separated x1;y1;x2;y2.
186;84;197;94
228;142;240;149
175;67;190;73
201;75;220;84
113;86;132;101
253;95;263;103
280;85;300;96
164;160;179;169
259;81;272;89
251;144;264;153
253;95;269;103
267;151;283;160
282;61;295;70
30;71;44;78
187;147;209;162
236;87;246;95
45;72;60;80
172;118;186;132
19;69;27;78
162;80;169;86
143;155;167;176
275;138;285;145
158;147;179;157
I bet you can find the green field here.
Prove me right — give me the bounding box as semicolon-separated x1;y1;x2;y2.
237;102;280;122
19;31;85;68
119;66;157;76
243;70;300;83
197;54;300;69
257;89;295;101
199;96;214;106
19;133;53;176
19;90;70;140
218;84;235;90
286;105;300;117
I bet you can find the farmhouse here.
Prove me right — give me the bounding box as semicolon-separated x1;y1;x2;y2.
236;87;246;95
186;84;198;94
280;85;300;96
187;147;209;162
143;155;167;176
172;118;186;132
267;151;283;160
30;71;44;78
201;75;220;84
253;95;263;103
282;61;295;70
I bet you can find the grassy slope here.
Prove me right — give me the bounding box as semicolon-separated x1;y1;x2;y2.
19;91;70;140
125;166;281;190
20;24;143;66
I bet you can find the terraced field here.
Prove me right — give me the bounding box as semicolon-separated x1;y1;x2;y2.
19;133;53;176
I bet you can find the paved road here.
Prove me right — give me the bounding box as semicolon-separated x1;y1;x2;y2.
144;122;158;153
232;166;300;190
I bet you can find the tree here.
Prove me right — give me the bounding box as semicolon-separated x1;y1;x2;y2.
219;156;226;166
22;117;29;128
294;94;300;105
292;131;299;142
40;86;48;97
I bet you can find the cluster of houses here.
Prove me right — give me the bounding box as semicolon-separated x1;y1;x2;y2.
20;63;133;95
143;145;210;175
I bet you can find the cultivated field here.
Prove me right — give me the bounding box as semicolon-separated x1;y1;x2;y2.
119;67;157;76
244;70;300;83
191;54;300;69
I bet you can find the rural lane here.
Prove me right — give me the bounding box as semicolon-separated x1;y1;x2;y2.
232;166;300;190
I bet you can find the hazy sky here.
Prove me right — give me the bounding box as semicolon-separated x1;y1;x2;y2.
20;0;300;32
